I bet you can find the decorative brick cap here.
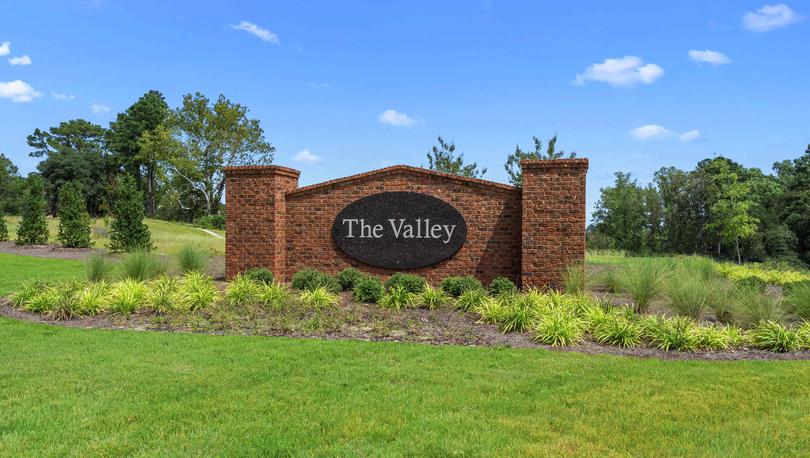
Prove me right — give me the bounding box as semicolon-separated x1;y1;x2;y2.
520;158;589;170
287;164;520;197
223;164;301;179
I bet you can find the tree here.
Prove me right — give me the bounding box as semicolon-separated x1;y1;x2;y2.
0;154;24;214
165;93;274;216
16;174;49;245
777;145;810;263
504;135;575;186
426;135;486;179
0;211;7;242
106;90;170;216
108;176;151;252
592;172;648;252
704;161;759;264
57;181;93;248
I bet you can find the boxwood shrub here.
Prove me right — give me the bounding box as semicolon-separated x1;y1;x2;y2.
245;267;275;284
488;276;517;296
384;272;426;294
352;275;384;303
337;267;364;291
291;268;340;293
440;275;483;297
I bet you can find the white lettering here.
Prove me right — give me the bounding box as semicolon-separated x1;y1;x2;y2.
343;219;358;237
443;225;456;244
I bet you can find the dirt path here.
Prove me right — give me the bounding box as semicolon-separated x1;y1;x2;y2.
196;228;225;239
0;241;104;261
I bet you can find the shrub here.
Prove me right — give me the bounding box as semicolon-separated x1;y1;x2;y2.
120;250;167;282
488;277;517;296
146;276;178;314
225;274;259;307
732;287;785;326
751;321;801;352
291;268;340;293
352;275;384;303
86;254;114;282
379;285;414;310
644;316;699;352
0;211;8;242
533;309;584;346
108;279;148;314
258;282;290;309
563;264;586;295
440;276;483;297
176;245;209;274
666;276;712;319
16;174;49;245
244;267;274;285
385;272;426;294
786;282;810;320
176;271;220;310
336;267;363;291
75;281;110;316
497;295;537;333
108;175;151;252
592;315;642;348
197;214;225;230
299;286;340;309
412;284;449;309
455;288;488;311
618;260;667;313
56;181;93;248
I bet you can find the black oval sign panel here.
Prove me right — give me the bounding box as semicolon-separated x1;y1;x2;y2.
332;192;467;269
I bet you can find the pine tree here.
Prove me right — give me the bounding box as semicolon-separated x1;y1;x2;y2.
108;175;151;252
16;174;49;245
57;181;93;248
0;211;8;242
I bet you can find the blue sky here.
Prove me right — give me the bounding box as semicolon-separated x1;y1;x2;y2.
1;1;808;220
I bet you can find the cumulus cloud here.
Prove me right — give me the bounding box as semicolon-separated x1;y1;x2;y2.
0;80;42;102
293;149;322;164
574;56;664;87
0;42;9;56
378;109;416;127
629;124;671;140
91;104;110;113
230;21;280;44
8;55;31;66
688;49;731;65
679;130;702;142
743;4;800;32
51;91;75;101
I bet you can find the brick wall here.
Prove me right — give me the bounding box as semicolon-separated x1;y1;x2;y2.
225;160;588;289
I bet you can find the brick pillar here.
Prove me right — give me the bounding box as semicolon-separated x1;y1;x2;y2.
520;159;589;290
224;165;300;279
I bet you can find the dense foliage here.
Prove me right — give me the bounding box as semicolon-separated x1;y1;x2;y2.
426;135;486;178
16;174;49;245
504;135;574;186
108;176;152;252
56;181;93;248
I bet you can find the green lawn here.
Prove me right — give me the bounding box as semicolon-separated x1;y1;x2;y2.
0;318;808;456
4;216;225;255
0;253;86;296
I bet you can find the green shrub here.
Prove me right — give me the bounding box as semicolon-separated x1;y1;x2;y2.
258;282;290;309
497;295;537;333
16;174;49;245
563;264;586;295
379;285;414;310
337;267;364;291
225;274;259;307
146;276;178;314
455;288;488;311
352;275;384;303
56;181;93;248
618;260;667;313
86;254;114;282
244;267;274;285
412;284;449;309
533;309;584;346
592;315;642;348
786;282;810;320
732;287;785;326
488;277;517;296
121;250;167;282
197;214;225;230
108;175;151;252
75;281;110;315
385;272;426;294
751;321;801;352
0;212;7;242
176;271;220;311
108;279;148;314
644;316;699;352
291;268;340;293
666;276;711;319
176;245;209;274
441;276;483;297
299;286;340;309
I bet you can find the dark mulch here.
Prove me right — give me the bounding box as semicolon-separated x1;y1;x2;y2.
0;241;105;261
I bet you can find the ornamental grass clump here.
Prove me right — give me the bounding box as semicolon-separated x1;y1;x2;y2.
786;282;810;320
176;271;220;311
75;281;110;316
107;279;149;314
694;324;743;351
732;287;786;326
39;281;83;320
455;288;488;312
751;321;801;353
258;282;290;309
474;296;506;325
86;254;114;282
379;285;414;310
352;275;384;303
533;308;584;346
562;264;587;295
592;314;642;348
224;274;259;308
146;276;179;314
412;284;449;309
600;269;621;294
10;281;44;308
299;286;340;309
618;260;668;313
497;295;538;333
120;250;167;282
666;275;712;319
643;316;699;352
176;245;209;274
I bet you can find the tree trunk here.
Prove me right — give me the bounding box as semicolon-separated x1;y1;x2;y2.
145;163;156;217
735;238;742;264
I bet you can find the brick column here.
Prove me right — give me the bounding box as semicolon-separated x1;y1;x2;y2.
224;165;300;279
520;159;588;290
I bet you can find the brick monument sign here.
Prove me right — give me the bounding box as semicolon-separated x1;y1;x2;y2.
224;159;588;289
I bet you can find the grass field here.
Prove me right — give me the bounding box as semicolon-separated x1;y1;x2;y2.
4;216;225;255
0;253;86;296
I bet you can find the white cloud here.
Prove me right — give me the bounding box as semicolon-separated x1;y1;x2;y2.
8;55;31;66
230;21;280;44
743;4;800;32
378;109;416;127
51;91;75;101
688;49;731;65
679;130;702;142
629;124;671;140
574;56;664;87
90;104;110;113
0;42;9;56
293;149;322;164
0;80;42;102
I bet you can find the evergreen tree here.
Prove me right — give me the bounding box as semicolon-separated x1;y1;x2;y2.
108;175;151;252
0;210;8;242
57;181;93;248
426;135;486;178
16;174;49;245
